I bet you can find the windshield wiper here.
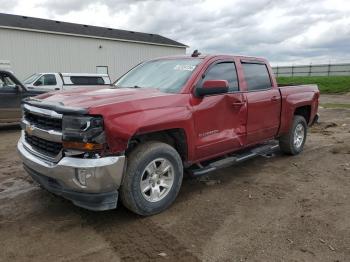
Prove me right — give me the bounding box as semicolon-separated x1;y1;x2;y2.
112;85;144;89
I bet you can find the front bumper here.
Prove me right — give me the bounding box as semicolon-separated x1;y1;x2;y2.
17;137;126;211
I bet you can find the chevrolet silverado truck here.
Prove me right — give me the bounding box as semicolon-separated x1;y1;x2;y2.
17;54;319;215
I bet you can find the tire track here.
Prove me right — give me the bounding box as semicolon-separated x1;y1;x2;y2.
79;209;200;262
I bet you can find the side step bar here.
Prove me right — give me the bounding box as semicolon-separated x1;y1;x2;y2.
189;142;280;177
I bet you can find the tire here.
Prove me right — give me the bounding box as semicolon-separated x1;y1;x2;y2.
120;141;183;216
279;115;307;155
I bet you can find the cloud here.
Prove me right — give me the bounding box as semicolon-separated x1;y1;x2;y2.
38;0;96;14
0;0;350;65
0;0;19;11
39;0;148;15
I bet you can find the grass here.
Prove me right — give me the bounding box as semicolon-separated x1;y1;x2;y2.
277;76;350;93
320;103;350;109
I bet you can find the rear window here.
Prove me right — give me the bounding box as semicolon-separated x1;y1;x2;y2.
70;76;105;85
242;63;272;91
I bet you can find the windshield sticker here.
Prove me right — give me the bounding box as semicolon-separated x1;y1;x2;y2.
173;64;196;71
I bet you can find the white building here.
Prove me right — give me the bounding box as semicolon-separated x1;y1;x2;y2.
0;13;187;81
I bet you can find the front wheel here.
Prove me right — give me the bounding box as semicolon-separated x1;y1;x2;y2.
120;141;183;216
279;115;307;155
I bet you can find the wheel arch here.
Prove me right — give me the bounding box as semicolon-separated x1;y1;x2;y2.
294;105;311;124
127;128;189;164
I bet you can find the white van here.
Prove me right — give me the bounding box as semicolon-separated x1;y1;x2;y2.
23;73;111;92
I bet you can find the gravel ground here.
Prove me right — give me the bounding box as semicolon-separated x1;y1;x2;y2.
0;94;349;262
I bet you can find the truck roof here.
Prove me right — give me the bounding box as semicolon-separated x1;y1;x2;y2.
29;72;109;77
151;54;268;62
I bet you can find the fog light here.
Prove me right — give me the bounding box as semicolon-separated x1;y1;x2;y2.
75;168;94;186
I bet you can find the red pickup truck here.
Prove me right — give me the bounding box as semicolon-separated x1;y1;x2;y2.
18;54;319;215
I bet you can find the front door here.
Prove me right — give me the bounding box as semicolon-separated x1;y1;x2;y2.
33;74;59;91
192;61;247;161
0;75;22;123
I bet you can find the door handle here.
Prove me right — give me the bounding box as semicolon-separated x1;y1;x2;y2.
271;96;279;102
232;101;245;108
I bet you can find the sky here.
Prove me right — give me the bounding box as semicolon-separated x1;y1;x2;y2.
1;0;350;66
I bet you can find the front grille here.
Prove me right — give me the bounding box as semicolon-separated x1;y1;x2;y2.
25;133;62;157
24;111;62;131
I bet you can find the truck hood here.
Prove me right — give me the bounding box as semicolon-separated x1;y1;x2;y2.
30;86;190;117
36;86;173;108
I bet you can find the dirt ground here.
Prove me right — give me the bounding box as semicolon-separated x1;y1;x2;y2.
0;94;349;262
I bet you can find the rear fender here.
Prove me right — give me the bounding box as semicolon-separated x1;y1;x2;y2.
278;91;317;135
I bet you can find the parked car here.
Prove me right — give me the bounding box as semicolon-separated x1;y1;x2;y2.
0;70;43;124
18;54;319;215
23;72;111;92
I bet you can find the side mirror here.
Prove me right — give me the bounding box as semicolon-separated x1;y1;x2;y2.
34;80;43;86
196;80;229;97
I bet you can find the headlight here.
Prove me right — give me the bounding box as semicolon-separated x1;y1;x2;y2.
62;115;105;151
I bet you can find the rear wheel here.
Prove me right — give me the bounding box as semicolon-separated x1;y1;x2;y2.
120;141;183;216
279;115;307;155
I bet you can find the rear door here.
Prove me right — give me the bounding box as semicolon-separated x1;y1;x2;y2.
241;62;281;144
193;60;247;160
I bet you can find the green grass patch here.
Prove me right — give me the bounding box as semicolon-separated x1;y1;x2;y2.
320;103;350;109
277;76;350;93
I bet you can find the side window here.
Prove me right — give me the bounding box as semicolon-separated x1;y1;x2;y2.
242;63;272;91
44;74;57;85
0;75;16;89
96;77;105;85
70;77;105;85
70;77;88;85
34;76;44;86
202;62;239;92
35;74;57;86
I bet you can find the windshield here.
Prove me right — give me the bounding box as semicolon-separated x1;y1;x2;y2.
23;73;40;84
114;58;202;93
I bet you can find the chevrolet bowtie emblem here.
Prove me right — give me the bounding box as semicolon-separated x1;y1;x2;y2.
26;124;35;135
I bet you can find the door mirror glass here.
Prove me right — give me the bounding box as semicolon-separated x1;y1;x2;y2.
196;80;229;97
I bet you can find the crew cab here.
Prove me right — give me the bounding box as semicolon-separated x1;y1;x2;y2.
23;72;111;92
17;54;319;215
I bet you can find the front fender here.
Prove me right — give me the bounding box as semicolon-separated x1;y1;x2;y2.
103;106;196;159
